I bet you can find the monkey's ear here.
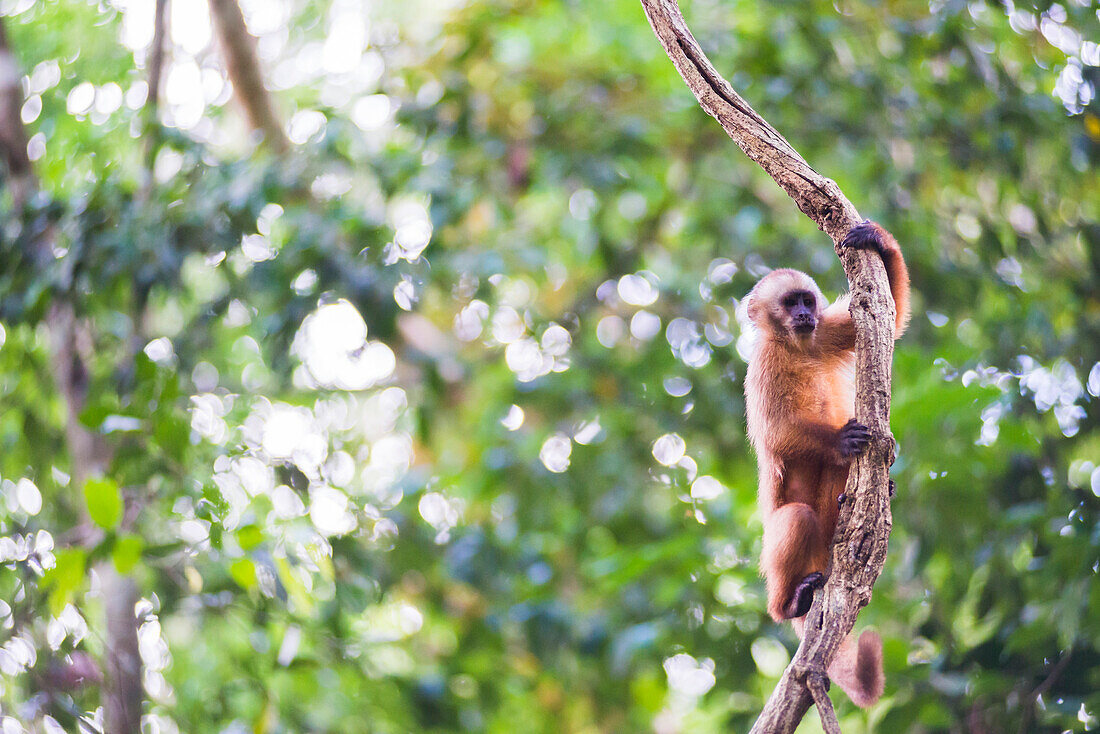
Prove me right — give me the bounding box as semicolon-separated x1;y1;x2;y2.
745;293;760;322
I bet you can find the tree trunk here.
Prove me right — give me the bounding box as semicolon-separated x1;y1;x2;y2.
638;2;898;731
103;571;142;734
0;16;144;734
208;0;290;153
0;19;33;207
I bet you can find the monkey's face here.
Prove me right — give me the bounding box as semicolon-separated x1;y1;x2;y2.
782;290;818;335
745;269;825;344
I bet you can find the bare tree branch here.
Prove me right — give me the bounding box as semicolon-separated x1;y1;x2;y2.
140;0;170;193
146;0;169;121
208;0;290;153
1017;646;1074;734
807;672;842;734
638;1;898;730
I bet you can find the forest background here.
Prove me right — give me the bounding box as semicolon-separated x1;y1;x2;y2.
0;0;1098;732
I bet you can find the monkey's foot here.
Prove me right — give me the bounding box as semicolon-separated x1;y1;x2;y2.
783;572;825;619
839;220;884;253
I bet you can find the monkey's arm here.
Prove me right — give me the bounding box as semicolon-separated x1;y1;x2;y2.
817;295;856;354
769;418;869;465
840;221;911;336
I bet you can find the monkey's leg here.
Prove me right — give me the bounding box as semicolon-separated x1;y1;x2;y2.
761;502;830;620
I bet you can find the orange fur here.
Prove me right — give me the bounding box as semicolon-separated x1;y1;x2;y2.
743;221;909;708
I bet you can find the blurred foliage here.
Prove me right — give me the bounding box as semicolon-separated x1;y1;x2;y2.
0;0;1099;732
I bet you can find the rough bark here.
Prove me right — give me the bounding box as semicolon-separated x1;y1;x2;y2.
0;16;143;734
638;1;897;731
807;672;842;734
208;0;290;153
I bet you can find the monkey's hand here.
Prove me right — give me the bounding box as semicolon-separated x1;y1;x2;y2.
839;220;887;254
836;419;871;459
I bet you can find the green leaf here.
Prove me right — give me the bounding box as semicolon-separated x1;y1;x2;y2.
42;548;87;616
83;477;123;529
276;557;314;616
236;524;264;551
112;535;144;575
230;558;258;591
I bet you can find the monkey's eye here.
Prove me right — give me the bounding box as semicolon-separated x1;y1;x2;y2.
783;296;797;308
802;295;815;308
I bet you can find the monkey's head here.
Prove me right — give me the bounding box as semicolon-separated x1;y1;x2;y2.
745;269;826;343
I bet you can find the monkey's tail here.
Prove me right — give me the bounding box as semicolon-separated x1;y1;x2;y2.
791;619;884;708
827;629;884;708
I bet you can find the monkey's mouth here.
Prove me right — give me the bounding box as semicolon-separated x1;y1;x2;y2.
792;320;815;334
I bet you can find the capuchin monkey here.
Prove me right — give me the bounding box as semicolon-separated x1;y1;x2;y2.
743;220;910;708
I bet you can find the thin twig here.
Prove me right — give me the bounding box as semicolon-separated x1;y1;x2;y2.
1017;646;1074;734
